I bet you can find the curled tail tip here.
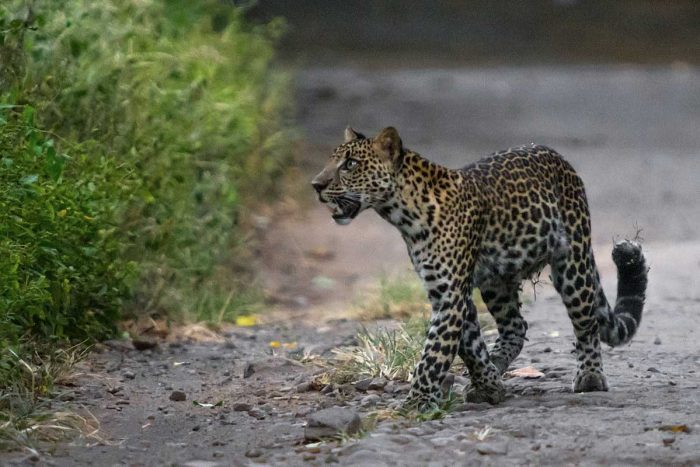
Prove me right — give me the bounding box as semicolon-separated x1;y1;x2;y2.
601;239;648;347
612;239;645;268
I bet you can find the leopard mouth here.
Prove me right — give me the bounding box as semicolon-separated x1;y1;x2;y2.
330;197;361;225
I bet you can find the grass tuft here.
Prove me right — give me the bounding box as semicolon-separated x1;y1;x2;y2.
330;316;429;384
0;344;98;451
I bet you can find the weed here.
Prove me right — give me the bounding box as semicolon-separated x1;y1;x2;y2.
0;344;98;451
330;316;429;384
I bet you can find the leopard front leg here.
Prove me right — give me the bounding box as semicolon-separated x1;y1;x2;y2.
403;283;466;411
459;297;506;404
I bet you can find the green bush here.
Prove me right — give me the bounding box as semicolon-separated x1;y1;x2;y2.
0;0;291;379
0;106;131;344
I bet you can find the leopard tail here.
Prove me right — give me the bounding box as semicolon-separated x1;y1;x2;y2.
595;240;648;346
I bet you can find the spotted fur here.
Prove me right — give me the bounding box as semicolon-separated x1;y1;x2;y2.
312;127;648;409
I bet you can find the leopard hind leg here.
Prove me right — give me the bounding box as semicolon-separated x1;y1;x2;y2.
476;280;527;375
550;239;608;393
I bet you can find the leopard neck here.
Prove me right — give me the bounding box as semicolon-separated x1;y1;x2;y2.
375;150;462;243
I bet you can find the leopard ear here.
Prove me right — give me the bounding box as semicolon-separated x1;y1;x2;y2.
344;127;365;142
373;127;403;169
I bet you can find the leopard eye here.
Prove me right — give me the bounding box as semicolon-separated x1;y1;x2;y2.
342;158;358;171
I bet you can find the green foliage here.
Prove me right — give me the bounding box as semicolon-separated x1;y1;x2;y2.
0;0;291;409
0;108;131;344
3;0;291;320
1;0;291;448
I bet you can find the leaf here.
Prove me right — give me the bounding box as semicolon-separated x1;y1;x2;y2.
20;174;38;185
659;424;691;434
44;146;67;181
192;400;223;408
269;341;281;348
504;366;545;379
235;315;257;327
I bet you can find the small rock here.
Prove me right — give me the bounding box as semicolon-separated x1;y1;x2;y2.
245;449;262;458
662;437;675;446
628;363;634;368
360;394;381;407
123;370;136;380
354;378;372;392
132;337;159;351
248;408;266;420
304;407;361;441
338;383;356;395
192;425;200;431
169;390;187;402
542;347;552;353
242;362;255;379
477;441;509;455
368;377;388;390
647;367;661;373
295;382;313;393
653;336;662;345
232;402;251;412
320;383;335;395
107;385;123;395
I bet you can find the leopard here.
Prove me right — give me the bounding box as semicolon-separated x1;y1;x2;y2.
311;126;648;409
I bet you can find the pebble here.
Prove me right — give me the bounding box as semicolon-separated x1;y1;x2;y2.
476;441;509;455
242;362;255;379
123;370;136;380
654;336;662;345
132;337;159;351
354;378;372;392
169;390;187;402
360;394;381;407
295;382;313;393
232;402;251;412
245;448;262;458
304;407;361;440
247;408;266;420
368;377;388;390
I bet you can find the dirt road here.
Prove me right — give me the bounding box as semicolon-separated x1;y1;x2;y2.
4;65;700;466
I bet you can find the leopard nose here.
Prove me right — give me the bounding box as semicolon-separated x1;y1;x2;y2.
311;178;329;194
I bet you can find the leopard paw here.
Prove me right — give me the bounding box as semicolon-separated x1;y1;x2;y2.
573;371;608;393
401;389;441;413
463;381;506;405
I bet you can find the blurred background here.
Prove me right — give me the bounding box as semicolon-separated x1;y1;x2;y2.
250;0;700;312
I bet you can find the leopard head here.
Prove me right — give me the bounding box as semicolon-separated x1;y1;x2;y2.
311;127;404;225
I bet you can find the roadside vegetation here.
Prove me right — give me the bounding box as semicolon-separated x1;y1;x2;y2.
1;0;291;449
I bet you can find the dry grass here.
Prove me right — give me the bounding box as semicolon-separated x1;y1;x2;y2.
324;275;497;387
330;316;430;384
0;345;100;452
